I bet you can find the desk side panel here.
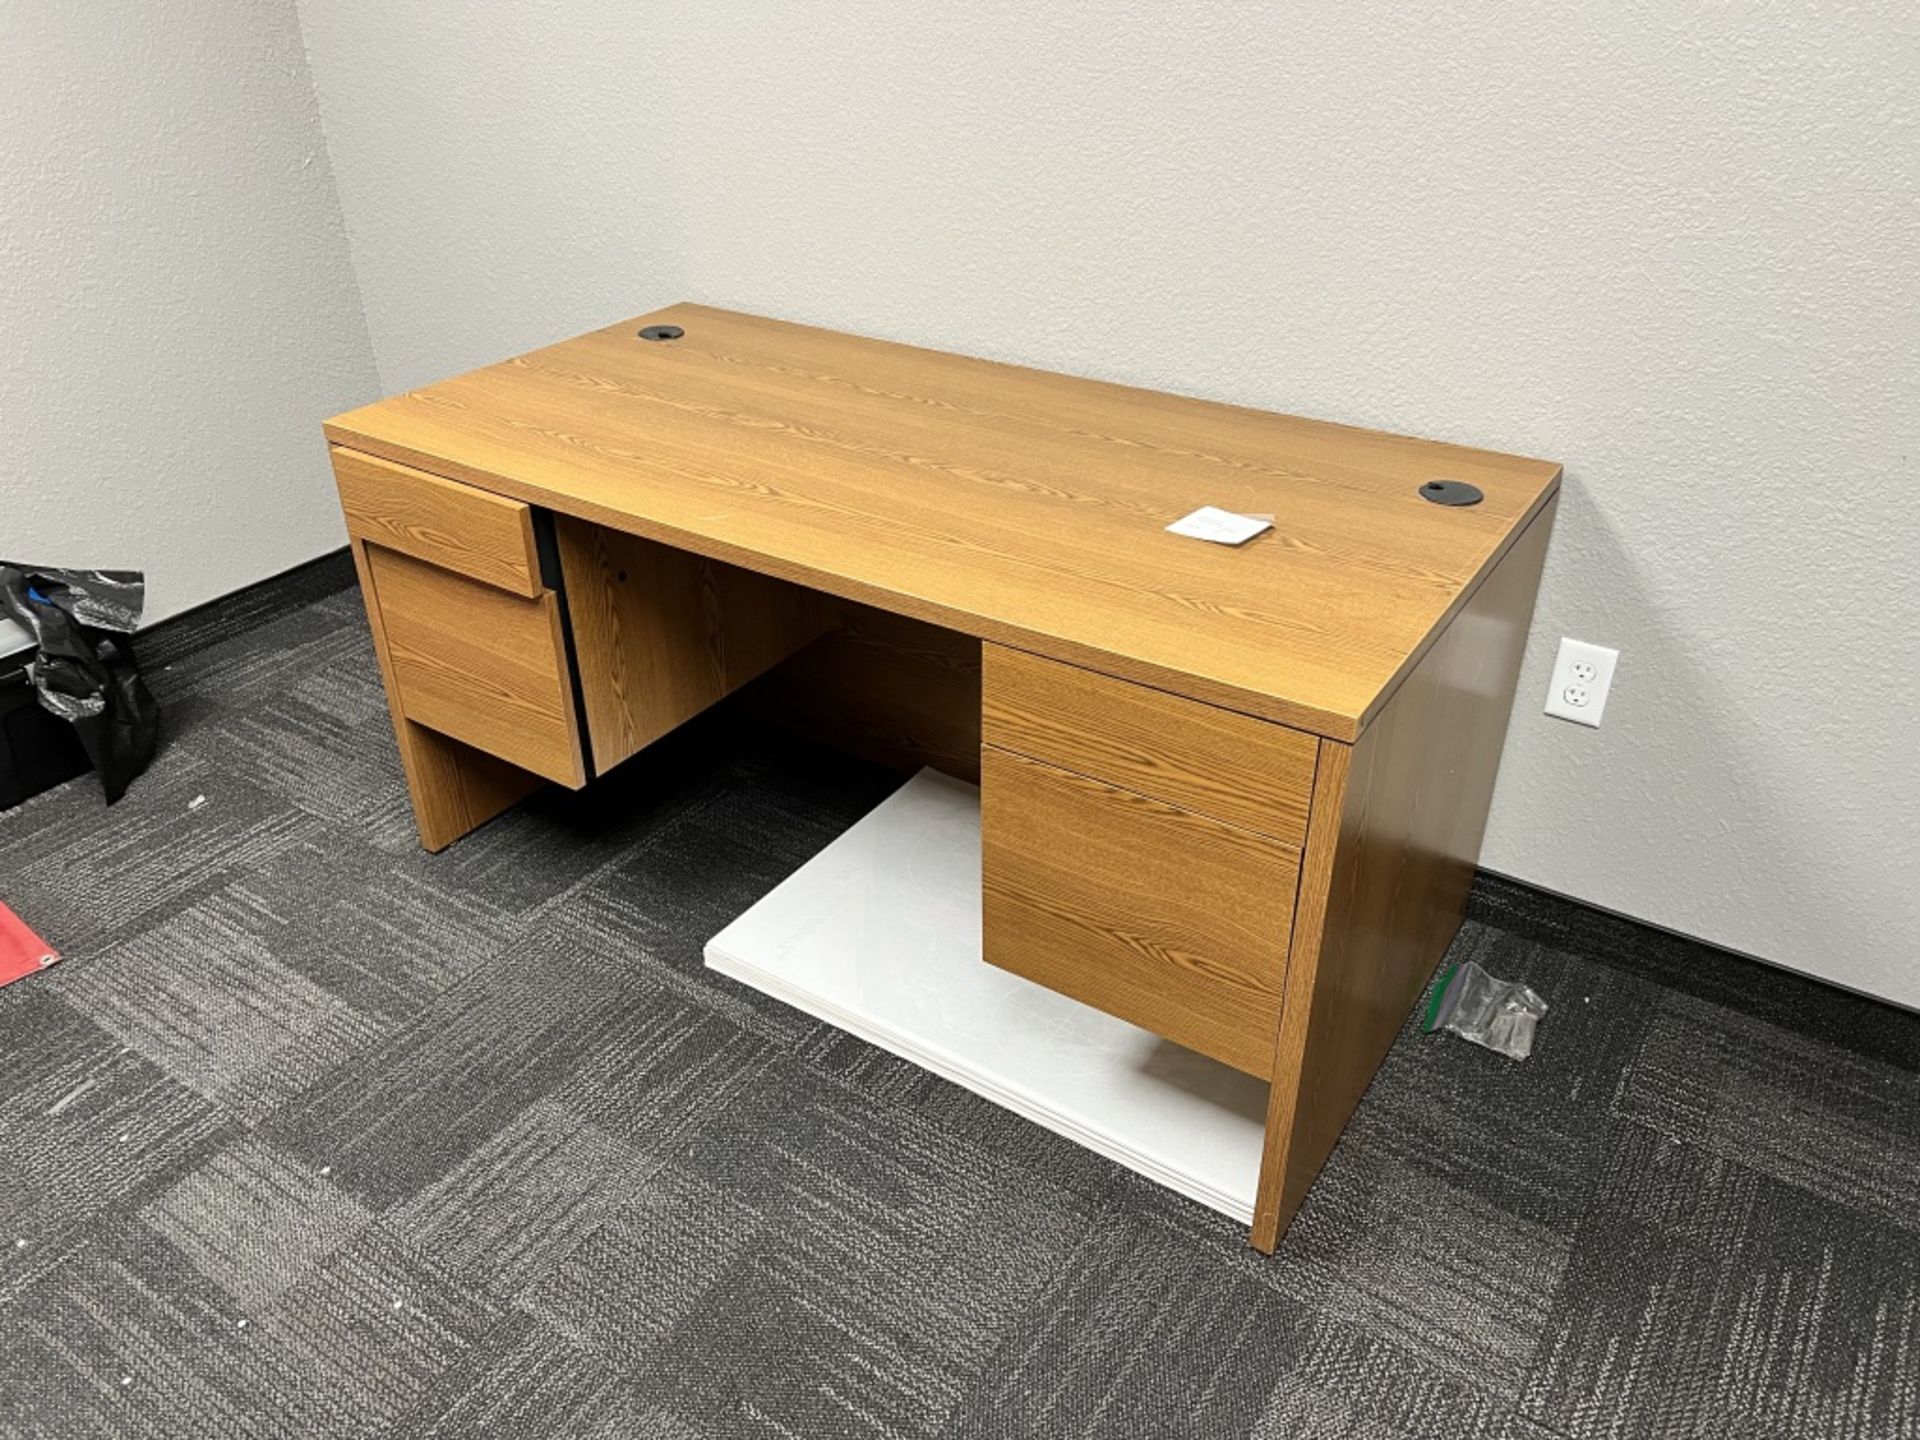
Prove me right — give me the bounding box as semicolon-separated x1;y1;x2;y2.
1251;495;1558;1252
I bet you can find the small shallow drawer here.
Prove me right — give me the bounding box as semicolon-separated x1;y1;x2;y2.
982;645;1315;848
334;447;541;597
981;745;1300;1077
365;546;585;787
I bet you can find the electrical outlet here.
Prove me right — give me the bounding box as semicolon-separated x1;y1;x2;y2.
1544;638;1618;727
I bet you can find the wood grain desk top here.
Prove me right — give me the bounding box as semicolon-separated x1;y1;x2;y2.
325;304;1560;740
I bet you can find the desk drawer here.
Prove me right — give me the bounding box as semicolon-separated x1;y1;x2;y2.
365;545;585;787
983;645;1315;848
981;744;1299;1077
334;447;541;597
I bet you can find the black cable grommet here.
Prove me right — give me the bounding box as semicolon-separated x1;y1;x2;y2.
1419;479;1483;506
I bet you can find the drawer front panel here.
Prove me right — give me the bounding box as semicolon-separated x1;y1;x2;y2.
334;446;541;597
981;744;1299;1077
982;645;1316;848
366;545;585;787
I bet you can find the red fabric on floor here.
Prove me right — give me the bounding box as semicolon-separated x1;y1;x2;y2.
0;902;58;987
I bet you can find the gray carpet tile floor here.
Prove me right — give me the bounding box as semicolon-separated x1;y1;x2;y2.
2;586;1918;1439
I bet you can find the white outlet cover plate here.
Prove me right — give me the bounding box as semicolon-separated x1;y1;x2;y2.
1544;637;1619;727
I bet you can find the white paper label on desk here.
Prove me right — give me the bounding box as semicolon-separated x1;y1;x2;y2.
1166;507;1273;546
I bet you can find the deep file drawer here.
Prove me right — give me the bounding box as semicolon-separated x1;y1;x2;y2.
363;545;586;787
981;744;1301;1077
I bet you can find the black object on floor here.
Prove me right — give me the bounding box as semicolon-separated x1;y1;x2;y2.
0;651;90;811
0;588;1916;1439
0;562;160;803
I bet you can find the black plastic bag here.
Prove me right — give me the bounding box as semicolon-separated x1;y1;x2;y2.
0;563;161;803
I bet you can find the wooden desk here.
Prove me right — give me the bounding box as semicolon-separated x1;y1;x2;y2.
326;303;1560;1252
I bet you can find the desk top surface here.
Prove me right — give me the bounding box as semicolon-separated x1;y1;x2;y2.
326;303;1559;740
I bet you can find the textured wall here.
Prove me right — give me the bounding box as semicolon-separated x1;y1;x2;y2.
294;0;1919;1002
0;2;379;624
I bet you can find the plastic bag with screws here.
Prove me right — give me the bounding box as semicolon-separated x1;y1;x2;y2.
1421;959;1548;1060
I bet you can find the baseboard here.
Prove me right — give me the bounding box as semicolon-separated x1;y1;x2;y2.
1467;870;1919;1071
133;548;356;670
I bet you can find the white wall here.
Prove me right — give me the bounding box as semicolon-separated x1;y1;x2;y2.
0;2;378;625
293;1;1918;1005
